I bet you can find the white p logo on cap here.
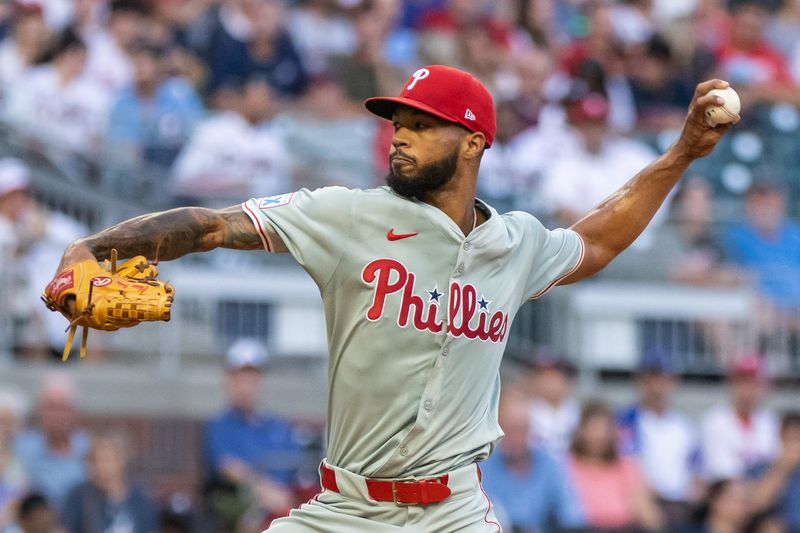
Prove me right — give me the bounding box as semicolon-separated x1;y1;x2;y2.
406;68;430;91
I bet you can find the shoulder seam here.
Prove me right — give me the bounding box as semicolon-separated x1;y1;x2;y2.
319;188;356;290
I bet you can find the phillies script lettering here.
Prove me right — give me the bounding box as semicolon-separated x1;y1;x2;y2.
361;259;508;343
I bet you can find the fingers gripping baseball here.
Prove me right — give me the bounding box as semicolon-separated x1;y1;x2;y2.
676;79;740;159
41;249;174;361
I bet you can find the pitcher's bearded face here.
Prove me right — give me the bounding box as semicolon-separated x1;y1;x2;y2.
386;148;459;201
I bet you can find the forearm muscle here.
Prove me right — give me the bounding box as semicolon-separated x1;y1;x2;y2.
74;206;261;262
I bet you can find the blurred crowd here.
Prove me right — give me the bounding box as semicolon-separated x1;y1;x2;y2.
1;0;800;204
1;0;800;531
481;351;800;533
0;0;798;359
2;343;800;533
0;0;795;342
0;339;325;533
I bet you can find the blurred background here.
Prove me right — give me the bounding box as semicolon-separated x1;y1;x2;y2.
0;0;800;531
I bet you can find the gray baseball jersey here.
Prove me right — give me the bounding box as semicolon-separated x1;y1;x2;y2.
242;186;584;478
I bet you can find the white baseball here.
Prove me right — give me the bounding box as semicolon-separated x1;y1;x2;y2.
705;86;740;126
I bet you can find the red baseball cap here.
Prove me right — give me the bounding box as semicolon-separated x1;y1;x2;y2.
364;65;496;147
566;93;610;124
730;353;767;381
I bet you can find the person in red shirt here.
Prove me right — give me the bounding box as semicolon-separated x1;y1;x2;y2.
715;0;800;105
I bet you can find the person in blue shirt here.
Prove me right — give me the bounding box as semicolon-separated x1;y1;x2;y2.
723;181;800;310
203;0;307;99
748;411;800;533
480;388;583;533
203;338;304;531
60;430;157;533
14;374;89;509
107;39;204;170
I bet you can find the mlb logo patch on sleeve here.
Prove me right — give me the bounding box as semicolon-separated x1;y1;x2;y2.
258;192;294;209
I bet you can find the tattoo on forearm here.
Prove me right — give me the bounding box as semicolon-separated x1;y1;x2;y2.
81;206;262;261
217;207;265;251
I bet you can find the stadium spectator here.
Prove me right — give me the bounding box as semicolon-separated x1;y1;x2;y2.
82;0;150;92
748;411;800;532
68;0;105;37
560;0;619;78
286;0;358;76
691;0;733;54
628;34;696;131
0;159;85;359
538;91;658;227
202;0;307;99
513;0;575;51
714;0;800;106
602;177;744;312
723;181;800;318
480;388;584;532
172;76;289;205
107;38;204;171
415;0;511;69
525;355;580;458
328;2;406;104
203;338;302;532
567;400;665;531
275;76;379;190
766;0;800;63
2;28;110;157
5;492;62;533
618;352;703;528
478;50;572;213
558;2;637;133
689;478;754;533
0;389;27;531
15;374;89;507
61;429;157;533
701;355;779;480
0;2;51;96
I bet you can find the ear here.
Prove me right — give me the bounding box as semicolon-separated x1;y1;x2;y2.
462;132;486;160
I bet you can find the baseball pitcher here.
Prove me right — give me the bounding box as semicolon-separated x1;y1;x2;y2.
45;65;737;532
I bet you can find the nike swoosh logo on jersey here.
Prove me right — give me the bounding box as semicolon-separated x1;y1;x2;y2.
387;229;419;241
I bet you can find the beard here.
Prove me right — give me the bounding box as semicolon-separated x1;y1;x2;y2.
386;149;459;201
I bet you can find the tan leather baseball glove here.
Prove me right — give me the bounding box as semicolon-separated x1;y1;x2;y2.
41;250;174;361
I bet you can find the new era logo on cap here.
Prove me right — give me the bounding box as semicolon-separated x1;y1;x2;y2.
363;65;497;147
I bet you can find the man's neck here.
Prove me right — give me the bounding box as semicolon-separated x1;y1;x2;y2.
425;171;480;235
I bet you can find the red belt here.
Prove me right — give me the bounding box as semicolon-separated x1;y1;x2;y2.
320;464;452;506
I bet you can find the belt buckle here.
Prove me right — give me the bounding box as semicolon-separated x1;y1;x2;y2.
391;479;414;506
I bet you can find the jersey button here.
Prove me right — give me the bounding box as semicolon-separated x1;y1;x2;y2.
442;347;449;355
400;447;409;456
423;400;432;411
463;242;471;251
456;264;464;274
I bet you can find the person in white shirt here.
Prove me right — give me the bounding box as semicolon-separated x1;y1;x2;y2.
0;2;51;96
171;76;291;206
0;159;86;360
701;355;780;481
82;0;150;92
617;352;702;528
2;29;111;157
525;355;581;458
539;91;660;227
